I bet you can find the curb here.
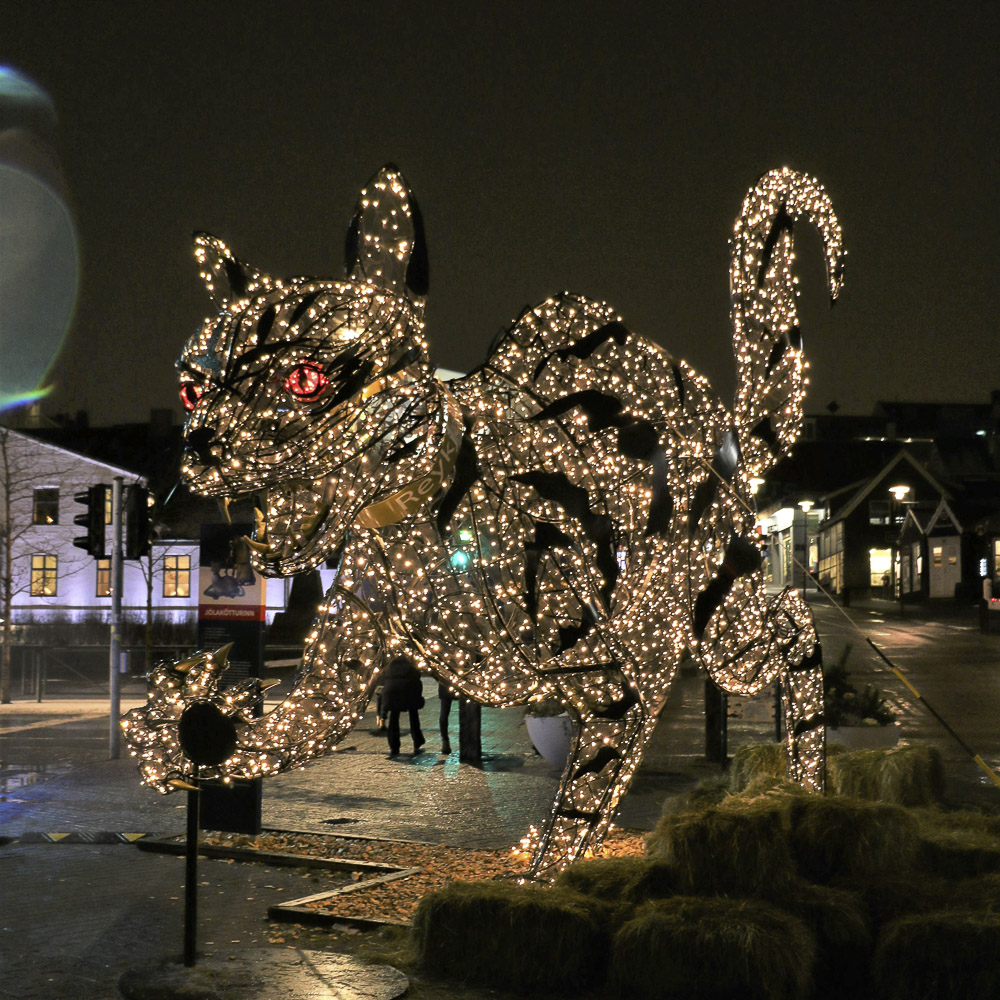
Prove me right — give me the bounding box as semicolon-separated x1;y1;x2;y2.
136;834;406;874
6;831;149;844
268;867;423;930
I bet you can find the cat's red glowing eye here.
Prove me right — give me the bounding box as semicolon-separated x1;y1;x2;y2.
179;382;204;411
284;363;330;400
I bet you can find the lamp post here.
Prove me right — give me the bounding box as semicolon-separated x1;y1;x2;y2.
888;484;910;616
798;500;814;593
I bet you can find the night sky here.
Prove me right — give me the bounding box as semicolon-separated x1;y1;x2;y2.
1;2;997;426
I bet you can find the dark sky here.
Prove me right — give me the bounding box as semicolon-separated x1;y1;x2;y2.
1;1;997;425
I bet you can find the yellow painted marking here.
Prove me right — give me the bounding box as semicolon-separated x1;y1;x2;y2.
0;714;97;736
47;833;72;842
974;755;1000;789
888;667;921;700
122;833;147;842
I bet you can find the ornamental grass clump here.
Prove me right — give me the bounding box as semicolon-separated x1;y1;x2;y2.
556;856;678;907
873;911;1000;1000
411;880;608;993
828;744;944;806
610;896;815;1000
789;796;921;884
646;795;797;899
823;649;896;728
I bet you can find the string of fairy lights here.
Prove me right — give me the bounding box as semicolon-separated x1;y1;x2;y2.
123;165;844;878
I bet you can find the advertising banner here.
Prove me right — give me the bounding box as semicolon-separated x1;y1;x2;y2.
197;523;265;833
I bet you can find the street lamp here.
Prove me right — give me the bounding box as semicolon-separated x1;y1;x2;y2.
798;500;814;593
888;484;910;614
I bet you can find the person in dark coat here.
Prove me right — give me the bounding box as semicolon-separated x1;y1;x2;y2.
380;655;425;756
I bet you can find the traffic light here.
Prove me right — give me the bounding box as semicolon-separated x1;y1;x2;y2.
73;485;108;559
125;485;153;560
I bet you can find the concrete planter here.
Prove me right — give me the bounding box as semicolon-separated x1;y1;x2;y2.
826;722;902;750
525;714;574;768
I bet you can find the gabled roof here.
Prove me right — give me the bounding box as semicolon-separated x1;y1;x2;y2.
0;426;142;481
925;499;962;535
823;449;951;525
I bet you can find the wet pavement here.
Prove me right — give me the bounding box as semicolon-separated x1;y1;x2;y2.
2;592;1000;998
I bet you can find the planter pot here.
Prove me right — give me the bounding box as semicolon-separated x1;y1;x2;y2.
826;722;902;750
525;714;574;768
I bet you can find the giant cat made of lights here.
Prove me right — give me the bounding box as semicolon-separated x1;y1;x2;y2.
123;165;844;880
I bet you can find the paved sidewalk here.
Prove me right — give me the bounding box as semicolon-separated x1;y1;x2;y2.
3;593;996;998
0;669;726;1000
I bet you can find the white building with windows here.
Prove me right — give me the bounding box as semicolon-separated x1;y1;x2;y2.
0;427;197;624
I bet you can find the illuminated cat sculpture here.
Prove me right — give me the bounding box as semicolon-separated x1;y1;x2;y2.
123;166;844;880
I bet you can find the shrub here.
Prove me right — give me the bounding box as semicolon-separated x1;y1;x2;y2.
828;745;944;806
411;880;608;993
874;911;1000;1000
824;649;896;727
789;797;921;883
610;896;814;1000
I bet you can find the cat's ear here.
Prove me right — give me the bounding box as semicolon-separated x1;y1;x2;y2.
344;165;428;299
193;233;267;307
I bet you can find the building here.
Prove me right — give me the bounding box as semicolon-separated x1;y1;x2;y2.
756;394;1000;604
0;425;197;625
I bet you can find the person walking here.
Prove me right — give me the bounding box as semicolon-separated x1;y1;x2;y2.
380;655;426;756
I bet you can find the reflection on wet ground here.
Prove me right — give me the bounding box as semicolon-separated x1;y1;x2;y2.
0;761;75;800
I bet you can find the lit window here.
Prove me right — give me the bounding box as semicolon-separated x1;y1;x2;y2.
164;554;191;598
96;558;111;597
32;488;59;525
30;554;58;596
868;501;889;526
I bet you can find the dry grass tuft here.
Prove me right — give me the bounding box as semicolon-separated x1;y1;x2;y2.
834;871;952;926
912;807;1000;878
874;911;1000;1000
646;796;797;898
556;855;677;907
411;880;609;993
730;741;788;793
781;882;872;997
659;776;732;816
789;796;921;883
949;873;1000;913
610;896;815;1000
829;744;945;806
